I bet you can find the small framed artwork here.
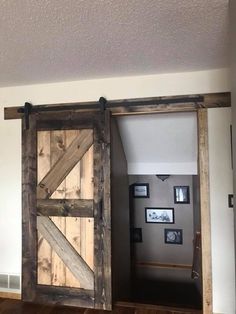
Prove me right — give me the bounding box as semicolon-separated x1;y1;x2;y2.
131;228;143;243
174;186;190;204
228;194;234;208
145;207;174;224
132;183;149;198
165;229;183;245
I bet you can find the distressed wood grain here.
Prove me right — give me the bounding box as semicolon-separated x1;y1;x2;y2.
37;199;93;217
37;131;52;285
37;129;93;199
37;216;94;290
22;115;37;302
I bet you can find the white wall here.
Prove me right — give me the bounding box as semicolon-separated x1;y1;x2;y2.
229;3;236;312
118;113;197;175
0;68;233;311
208;108;235;314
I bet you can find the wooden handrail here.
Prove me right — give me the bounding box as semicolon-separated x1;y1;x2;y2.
191;231;201;279
136;261;192;270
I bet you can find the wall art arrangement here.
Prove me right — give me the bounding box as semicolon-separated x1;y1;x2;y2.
164;229;183;245
174;186;190;204
131;228;143;243
132;183;149;198
131;182;189;245
145;207;174;224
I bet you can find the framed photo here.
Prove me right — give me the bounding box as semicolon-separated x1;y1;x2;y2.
132;183;149;198
228;194;234;208
131;228;142;243
174;186;190;204
145;207;174;224
165;229;183;245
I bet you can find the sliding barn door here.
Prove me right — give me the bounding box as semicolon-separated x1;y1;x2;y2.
22;111;111;309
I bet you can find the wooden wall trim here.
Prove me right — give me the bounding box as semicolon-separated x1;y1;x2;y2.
4;92;230;120
197;109;212;314
0;292;21;300
136;261;192;270
116;301;203;313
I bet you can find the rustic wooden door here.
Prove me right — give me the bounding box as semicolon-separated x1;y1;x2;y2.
22;110;111;309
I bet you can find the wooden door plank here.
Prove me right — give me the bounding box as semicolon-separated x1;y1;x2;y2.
37;216;94;290
22;115;37;302
37;199;93;217
37;129;93;199
93;112;112;310
64;130;82;288
197;109;212;314
50;130;67;287
37;131;52;285
80;145;94;270
65;130;81;199
36;285;94;308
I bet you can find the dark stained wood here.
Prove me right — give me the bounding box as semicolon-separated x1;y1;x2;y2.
0;298;203;314
93;111;112;310
110;117;130;302
37;129;93;199
117;301;202;313
4;92;230;120
36;285;94;309
22;114;37;302
101;110;112;308
197;109;212;314
37;199;93;217
37;216;94;290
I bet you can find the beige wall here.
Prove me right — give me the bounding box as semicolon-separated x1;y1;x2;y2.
229;3;236;313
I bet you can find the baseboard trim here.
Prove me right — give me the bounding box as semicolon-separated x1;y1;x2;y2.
0;291;21;300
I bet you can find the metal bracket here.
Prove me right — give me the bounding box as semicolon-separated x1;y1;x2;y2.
18;102;33;129
99;97;107;111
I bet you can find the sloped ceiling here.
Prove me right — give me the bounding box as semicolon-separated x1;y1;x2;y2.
0;0;228;87
117;112;197;175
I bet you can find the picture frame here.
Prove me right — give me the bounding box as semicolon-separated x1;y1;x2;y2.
132;183;149;198
174;186;190;204
228;194;234;208
145;207;174;224
165;229;183;245
131;228;143;243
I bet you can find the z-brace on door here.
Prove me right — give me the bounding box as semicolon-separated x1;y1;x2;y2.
22;111;111;310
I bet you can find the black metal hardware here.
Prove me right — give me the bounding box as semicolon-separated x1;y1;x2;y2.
18;102;33;129
99;97;107;111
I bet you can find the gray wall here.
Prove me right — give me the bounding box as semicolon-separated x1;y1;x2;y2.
129;175;194;283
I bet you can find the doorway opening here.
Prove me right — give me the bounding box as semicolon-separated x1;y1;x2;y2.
112;111;204;311
129;174;202;309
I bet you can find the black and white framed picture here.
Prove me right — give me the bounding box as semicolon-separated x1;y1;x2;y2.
174;186;190;204
131;228;143;243
164;229;183;245
145;207;174;224
132;183;149;198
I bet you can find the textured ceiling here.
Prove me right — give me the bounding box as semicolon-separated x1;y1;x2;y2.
0;0;229;87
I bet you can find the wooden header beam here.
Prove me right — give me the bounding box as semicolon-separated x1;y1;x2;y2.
4;92;230;120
